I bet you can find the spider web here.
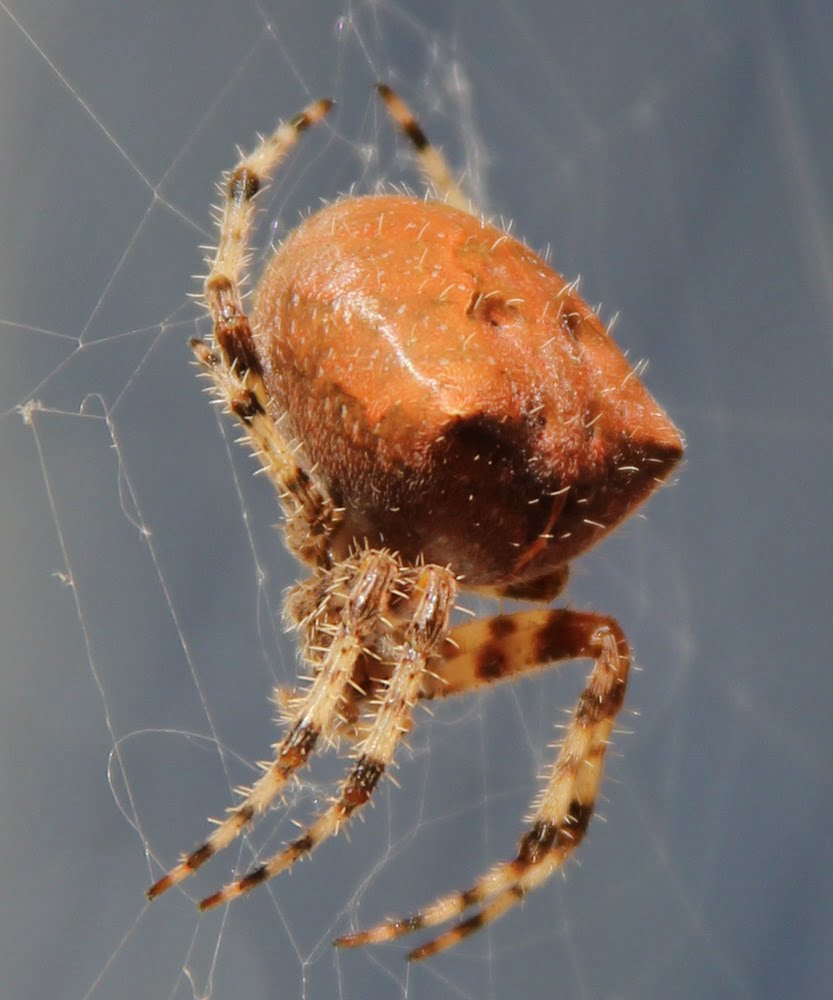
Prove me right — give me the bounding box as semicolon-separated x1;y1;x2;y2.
2;1;832;998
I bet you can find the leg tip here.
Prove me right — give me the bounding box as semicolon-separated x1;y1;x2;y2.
198;890;224;912
407;940;436;962
146;873;173;901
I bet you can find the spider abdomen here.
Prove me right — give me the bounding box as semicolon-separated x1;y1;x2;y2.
254;195;682;593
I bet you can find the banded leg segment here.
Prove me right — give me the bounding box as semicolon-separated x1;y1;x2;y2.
203;95;333;372
147;551;400;901
423;606;598;698
377;84;471;212
195;97;339;566
336;610;630;960
191;341;339;565
199;565;457;911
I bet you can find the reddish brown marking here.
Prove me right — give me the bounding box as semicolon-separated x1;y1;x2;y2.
561;300;582;335
198;864;267;911
185;842;214;871
228;166;261;202
290;98;334;132
376;83;429;150
198;890;223;911
459;887;480;908
554;800;593;850
290;833;314;854
230;391;265;423
282;466;313;499
466;292;516;328
488;616;517;639
216;318;263;378
517;819;558;865
532;609;621;666
238;864;269;892
146;873;174;900
476;641;508;680
575;679;626;725
279;723;318;768
343;756;384;813
409;909;486;960
235;804;255;826
395;915;426;934
204;274;234;297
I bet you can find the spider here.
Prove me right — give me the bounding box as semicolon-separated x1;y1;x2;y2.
147;84;684;961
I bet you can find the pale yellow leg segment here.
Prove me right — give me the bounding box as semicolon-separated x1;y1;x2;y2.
335;611;630;959
147;551;399;901
199;566;457;911
377;84;471;212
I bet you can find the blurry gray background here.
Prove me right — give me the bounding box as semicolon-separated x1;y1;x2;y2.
1;1;831;998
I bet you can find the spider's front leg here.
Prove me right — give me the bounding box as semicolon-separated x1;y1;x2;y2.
198;562;457;911
191;95;340;567
147;550;400;900
336;607;630;960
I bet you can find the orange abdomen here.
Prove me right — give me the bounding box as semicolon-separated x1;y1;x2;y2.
253;195;683;594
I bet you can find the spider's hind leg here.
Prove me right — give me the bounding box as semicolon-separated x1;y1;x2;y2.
377;83;473;213
192;95;340;568
336;607;630;960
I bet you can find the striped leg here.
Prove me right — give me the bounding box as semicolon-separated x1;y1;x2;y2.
194;96;339;566
147;551;400;901
335;609;630;960
198;565;457;911
376;83;471;212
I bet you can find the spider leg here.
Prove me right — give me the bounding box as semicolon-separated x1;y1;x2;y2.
274;681;374;745
147;550;400;900
194;96;340;567
335;609;630;960
203;95;333;362
198;565;457;911
376;84;471;212
421;605;582;699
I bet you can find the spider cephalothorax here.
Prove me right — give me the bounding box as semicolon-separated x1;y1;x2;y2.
147;85;683;961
